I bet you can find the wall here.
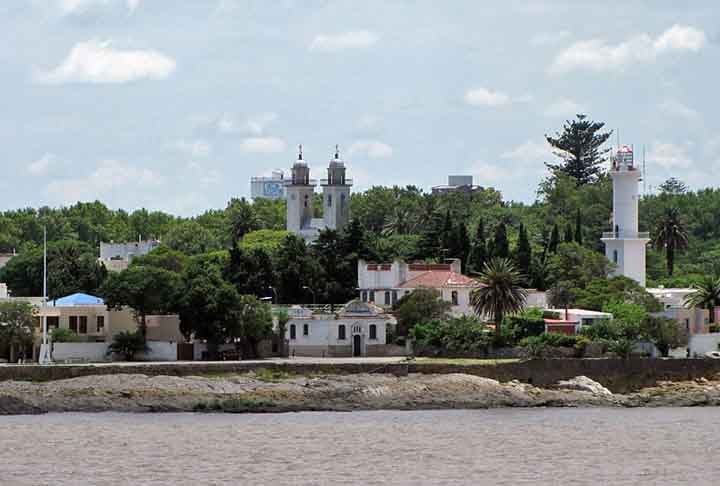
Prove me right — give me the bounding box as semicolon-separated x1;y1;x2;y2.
52;343;109;362
689;334;720;356
139;342;177;361
145;315;183;342
7;359;720;393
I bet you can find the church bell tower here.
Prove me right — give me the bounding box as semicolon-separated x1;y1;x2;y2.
285;145;316;233
321;145;352;231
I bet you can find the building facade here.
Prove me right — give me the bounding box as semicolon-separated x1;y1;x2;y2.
285;145;352;241
99;239;161;272
601;146;650;286
286;301;397;357
431;175;482;195
250;170;286;200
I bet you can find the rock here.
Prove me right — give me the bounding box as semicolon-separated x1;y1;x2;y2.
556;376;613;396
0;395;45;415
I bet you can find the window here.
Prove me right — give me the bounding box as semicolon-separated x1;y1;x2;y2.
47;316;59;330
613;249;618;264
290;324;297;340
392;291;398;305
340;194;346;213
303;323;309;336
362;291;368;302
96;316;105;333
384;291;391;305
369;291;375;302
338;325;346;340
369;324;377;340
304;194;309;208
79;316;88;334
69;316;78;332
327;195;332;207
451;291;458;306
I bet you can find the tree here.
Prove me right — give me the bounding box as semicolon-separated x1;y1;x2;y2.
275;235;319;304
226;245;276;298
0;301;35;363
490;222;509;259
440;209;453;256
685;276;720;324
545;114;613;185
100;265;182;340
652;207;689;276
393;288;452;336
227;197;259;246
233;295;273;358
275;308;290;356
548;224;560;254
470;258;528;339
642;315;688;357
468;219;487;274
0;240;107;299
547;281;575;320
51;328;80;343
130;245;188;273
163;220;221;255
659;177;688;195
108;330;148;361
546;242;611;291
449;223;470;272
564;222;574;243
515;223;532;283
574;209;583;245
573;276;662;312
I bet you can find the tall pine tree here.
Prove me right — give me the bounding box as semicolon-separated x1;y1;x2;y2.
469;219;487;273
515;223;532;284
545;114;613;185
574;209;583;245
548;224;560;254
491;222;509;259
450;222;471;272
564;223;574;243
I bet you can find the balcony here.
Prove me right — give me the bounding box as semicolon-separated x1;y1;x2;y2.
320;178;353;186
601;231;650;239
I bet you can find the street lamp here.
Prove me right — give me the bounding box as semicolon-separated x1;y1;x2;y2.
302;286;316;305
267;286;278;305
38;224;51;365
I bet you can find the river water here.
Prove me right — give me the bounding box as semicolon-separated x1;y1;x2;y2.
1;408;719;485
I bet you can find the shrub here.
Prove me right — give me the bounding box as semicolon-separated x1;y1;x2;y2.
50;328;80;343
409;316;493;353
107;330;148;361
709;324;720;333
520;332;578;348
608;338;635;359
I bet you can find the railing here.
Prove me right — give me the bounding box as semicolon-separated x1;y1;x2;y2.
320;178;354;186
601;231;650;239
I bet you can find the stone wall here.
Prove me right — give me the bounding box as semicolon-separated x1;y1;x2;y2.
4;358;720;392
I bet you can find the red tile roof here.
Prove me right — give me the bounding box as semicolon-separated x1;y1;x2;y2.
399;271;479;289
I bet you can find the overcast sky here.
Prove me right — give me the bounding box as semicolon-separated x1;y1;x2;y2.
2;1;718;215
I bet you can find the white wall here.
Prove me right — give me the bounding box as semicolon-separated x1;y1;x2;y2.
140;341;178;361
287;318;387;346
689;333;720;356
52;343;109;362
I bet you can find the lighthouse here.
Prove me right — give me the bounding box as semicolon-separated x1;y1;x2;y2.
601;145;650;286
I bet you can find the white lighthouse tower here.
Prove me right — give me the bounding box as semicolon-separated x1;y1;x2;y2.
285;145;316;236
321;145;352;231
601;145;650;286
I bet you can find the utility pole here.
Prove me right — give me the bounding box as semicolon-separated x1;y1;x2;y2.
38;225;52;365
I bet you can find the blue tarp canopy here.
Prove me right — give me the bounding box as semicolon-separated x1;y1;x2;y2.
51;293;104;306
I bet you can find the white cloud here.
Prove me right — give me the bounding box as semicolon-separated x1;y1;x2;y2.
167;139;212;158
348;140;393;159
500;140;552;163
28;153;55;176
549;24;706;74
659;99;699;120
464;87;531;107
648;142;693;169
58;0;140;15
239;137;287;154
37;40;176;84
530;30;571;47
309;30;379;52
213;112;277;135
469;161;505;183
464;87;510;106
46;160;162;205
544;98;586;117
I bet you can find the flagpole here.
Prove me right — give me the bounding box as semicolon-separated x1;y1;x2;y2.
38;225;51;365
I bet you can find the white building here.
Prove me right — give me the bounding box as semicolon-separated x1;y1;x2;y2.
99;239;161;272
357;259;546;316
250;170;286;200
286;301;396;357
285;145;352;241
601;145;650;286
648;287;709;335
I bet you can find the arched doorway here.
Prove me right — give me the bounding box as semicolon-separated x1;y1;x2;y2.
353;334;362;357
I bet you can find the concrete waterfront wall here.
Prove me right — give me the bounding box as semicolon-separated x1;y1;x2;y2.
4;359;720;392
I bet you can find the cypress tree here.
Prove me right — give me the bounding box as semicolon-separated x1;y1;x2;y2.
548;224;560;254
452;222;471;272
574;209;583;245
515;223;532;282
469;219;487;273
564;222;574;243
492;222;509;259
440;209;453;255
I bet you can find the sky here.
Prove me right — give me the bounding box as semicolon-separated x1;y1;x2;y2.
2;0;718;215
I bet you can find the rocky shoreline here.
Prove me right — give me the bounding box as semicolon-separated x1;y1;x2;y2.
1;372;720;415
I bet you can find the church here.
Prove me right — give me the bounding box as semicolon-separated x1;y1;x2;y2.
285;145;352;241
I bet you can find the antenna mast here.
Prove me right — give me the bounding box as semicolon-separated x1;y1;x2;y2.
642;146;647;197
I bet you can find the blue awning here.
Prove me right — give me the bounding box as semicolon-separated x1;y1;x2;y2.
51;293;104;306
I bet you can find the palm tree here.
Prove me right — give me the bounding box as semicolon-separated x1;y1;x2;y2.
652;207;689;276
470;258;528;338
685;276;720;324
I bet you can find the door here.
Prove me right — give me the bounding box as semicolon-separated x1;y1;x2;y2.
353;334;362;357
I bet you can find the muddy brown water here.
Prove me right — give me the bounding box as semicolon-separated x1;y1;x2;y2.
1;408;719;485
